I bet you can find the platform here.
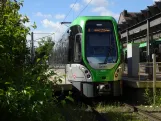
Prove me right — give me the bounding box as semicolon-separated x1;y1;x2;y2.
122;63;161;88
48;68;72;91
123;77;161;88
122;73;161;88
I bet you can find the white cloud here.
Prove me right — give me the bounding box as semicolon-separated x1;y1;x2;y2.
70;3;82;11
25;14;67;48
83;0;119;20
92;7;119;20
83;0;108;7
35;12;66;20
35;12;52;18
26;30;58;47
41;19;58;28
153;0;161;1
24;21;32;27
55;14;65;19
40;19;67;42
20;15;33;28
26;18;68;48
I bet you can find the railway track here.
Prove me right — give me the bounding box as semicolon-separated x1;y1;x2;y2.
73;96;109;121
86;105;108;121
56;92;109;121
56;88;161;121
124;103;161;121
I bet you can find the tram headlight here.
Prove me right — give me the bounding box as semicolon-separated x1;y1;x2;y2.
114;63;123;81
87;74;91;78
115;73;118;78
117;68;119;73
85;70;88;74
79;65;92;80
81;67;85;70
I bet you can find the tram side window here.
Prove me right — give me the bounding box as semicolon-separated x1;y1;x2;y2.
74;34;82;62
124;51;127;64
68;25;82;63
140;47;147;62
68;34;74;62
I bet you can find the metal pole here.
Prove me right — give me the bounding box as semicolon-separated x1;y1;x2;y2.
147;19;151;79
147;19;150;61
31;32;34;63
152;54;156;105
126;29;129;73
54;33;55;41
126;29;129;46
64;45;67;84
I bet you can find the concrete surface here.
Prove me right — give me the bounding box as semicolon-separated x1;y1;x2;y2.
47;68;72;91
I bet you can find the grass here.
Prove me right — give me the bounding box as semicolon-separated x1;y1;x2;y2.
137;105;161;112
143;87;161;106
94;102;149;121
57;101;98;121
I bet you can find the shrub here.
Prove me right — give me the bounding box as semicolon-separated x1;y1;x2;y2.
0;0;64;121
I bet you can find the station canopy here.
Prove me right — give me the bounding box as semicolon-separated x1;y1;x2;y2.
118;1;161;31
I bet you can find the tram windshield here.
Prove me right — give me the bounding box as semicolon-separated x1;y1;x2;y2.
85;20;118;64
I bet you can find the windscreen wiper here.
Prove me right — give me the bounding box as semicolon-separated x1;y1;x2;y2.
103;45;114;64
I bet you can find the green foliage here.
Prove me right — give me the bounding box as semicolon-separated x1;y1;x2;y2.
95;103;145;121
0;0;65;121
143;87;161;105
143;88;153;105
65;91;74;103
35;37;55;59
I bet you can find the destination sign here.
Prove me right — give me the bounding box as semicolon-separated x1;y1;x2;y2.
88;28;111;32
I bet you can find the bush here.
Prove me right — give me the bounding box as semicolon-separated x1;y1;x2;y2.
0;0;65;121
144;87;161;105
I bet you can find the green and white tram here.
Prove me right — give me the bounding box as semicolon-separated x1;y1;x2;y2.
56;16;124;97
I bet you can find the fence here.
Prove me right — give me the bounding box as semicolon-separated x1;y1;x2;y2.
49;64;66;69
138;62;161;81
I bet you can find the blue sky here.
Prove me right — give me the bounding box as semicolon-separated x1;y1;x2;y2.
19;0;158;45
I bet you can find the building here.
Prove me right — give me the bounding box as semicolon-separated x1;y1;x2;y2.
118;1;161;32
0;0;7;4
118;1;161;79
118;1;161;62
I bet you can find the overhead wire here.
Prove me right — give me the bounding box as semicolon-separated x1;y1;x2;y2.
52;0;80;47
54;0;93;45
54;0;79;35
33;0;92;43
33;33;54;34
27;33;55;42
63;0;79;22
29;0;92;43
30;1;79;43
34;33;55;41
75;0;93;19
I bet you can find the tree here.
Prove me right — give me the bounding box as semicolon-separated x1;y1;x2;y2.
0;1;65;121
35;37;55;60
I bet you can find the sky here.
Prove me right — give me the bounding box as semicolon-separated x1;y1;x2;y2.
19;0;160;46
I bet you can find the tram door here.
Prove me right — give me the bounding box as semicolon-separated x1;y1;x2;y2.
152;41;161;71
140;47;147;62
157;44;161;71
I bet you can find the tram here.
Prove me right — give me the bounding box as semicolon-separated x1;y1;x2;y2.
55;16;124;97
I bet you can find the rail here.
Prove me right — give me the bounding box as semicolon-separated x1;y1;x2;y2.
49;64;66;69
124;103;161;121
138;62;161;81
48;64;67;85
89;106;108;121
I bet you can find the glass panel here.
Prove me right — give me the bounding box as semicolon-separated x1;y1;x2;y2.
74;35;81;62
85;20;118;64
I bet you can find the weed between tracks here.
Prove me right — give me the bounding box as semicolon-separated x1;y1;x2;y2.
95;102;149;121
59;101;98;121
144;88;161;106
